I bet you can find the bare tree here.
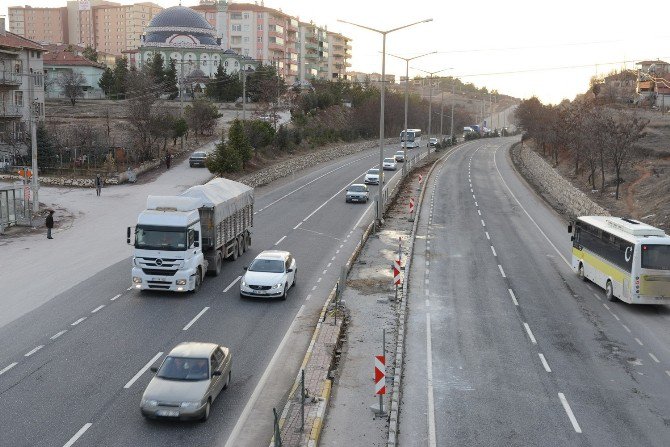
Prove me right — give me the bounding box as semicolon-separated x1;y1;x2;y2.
58;70;86;106
605;113;648;199
125;67;161;160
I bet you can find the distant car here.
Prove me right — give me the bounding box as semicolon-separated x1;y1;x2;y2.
427;137;439;147
394;151;405;162
364;168;381;185
189;151;207;168
346;183;369;203
240;250;296;300
382;158;397;171
141;342;232;421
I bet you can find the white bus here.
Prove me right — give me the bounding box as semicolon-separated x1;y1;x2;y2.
400;129;422;148
569;216;670;304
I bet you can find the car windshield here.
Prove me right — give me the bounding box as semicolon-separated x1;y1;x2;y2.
135;226;187;251
248;258;285;273
348;185;366;192
368;169;379;174
157;356;209;381
641;244;670;270
384;159;394;163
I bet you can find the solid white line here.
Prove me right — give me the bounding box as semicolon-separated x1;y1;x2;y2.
225;305;306;447
274;235;287;246
635;338;643;346
485;231;490;240
183;307;209;331
24;345;44;357
523;322;537;344
622;324;631;333
353;202;375;229
91;305;105;314
558;393;582;433
111;294;121;301
481;220;486;227
223;276;242;293
426;313;437;447
491;246;497;256
0;362;18;375
62;423;93;447
293;222;302;230
649;353;660;363
498;265;506;278
123;352;163;389
50;330;67;340
539;353;552;372
71;317;86;326
508;289;519;306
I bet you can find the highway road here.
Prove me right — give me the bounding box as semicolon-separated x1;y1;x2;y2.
399;138;670;446
0;142;428;446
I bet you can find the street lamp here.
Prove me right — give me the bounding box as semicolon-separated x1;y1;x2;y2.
412;66;452;145
338;17;432;222
387;51;436;176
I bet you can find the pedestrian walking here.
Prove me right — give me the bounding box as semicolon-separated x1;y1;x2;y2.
94;174;103;196
165;152;172;170
46;210;54;239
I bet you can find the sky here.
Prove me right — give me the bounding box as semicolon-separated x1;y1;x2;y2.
3;0;669;104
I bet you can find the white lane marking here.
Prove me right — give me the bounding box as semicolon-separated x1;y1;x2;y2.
312;285;317;291
425;278;429;285
426;313;437;447
475;201;478;207
523;323;537;344
622;324;631;333
491;246;497;257
111;294;121;301
611;313;620;321
470;188;473;193
317;277;322;283
649;353;660;363
666;370;670;378
353;202;375;230
50;330;67;340
593;292;602;301
91;305;105;314
473;195;476;200
498;265;506;278
303;171;371;222
426;268;430;275
558;393;582;433
274;235;287;246
225;305;306;447
426;260;430;267
478;210;481;216
293;222;303;230
339;244;344;249
336;250;340;254
481;220;486;227
124;352;163;389
539;353;552;372
327;263;332;268
24;345;44;357
322;269;327;275
635;338;643;346
508;289;519;306
603;303;610;310
126;286;132;291
493;147;570;267
306;294;312;301
425;289;430;296
223;276;242;293
183;307;210;331
331;256;336;261
425;299;430;307
62;423;93;447
485;232;490;240
0;362;18;375
71;317;86;326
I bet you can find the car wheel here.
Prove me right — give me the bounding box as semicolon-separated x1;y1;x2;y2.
606;280;617;302
223;371;231;390
578;263;586;282
292;269;297;287
201;400;211;422
281;283;288;300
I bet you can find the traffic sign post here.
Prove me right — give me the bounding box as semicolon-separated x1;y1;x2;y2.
408;197;415;222
370;329;387;416
418;173;423;191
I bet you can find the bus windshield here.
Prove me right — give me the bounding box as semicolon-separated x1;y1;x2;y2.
400;131;415;142
641;244;670;270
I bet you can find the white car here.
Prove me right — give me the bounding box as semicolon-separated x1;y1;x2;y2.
394;151;405;162
382;158;397;171
364;168;381;185
240;250;296;300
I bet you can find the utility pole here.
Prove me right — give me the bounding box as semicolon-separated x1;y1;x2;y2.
439;90;444;139
450;83;455;139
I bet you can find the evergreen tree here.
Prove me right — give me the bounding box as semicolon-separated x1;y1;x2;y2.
82;46;98;63
206;139;242;174
112;57;129;99
149;53;165;88
164;58;179;99
228;119;253;168
98;67;115;97
222;69;242;101
36;124;56;167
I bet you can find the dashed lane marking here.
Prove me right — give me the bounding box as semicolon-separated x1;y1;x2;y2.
498;265;506;278
649;353;660;363
491;246;497;256
24;345;44;357
71;317;86;326
111;294;121;301
62;423;93;447
91;305;105;314
50;330;67;340
539;353;552;372
508;289;519;306
523;323;537;344
0;362;18;375
183;307;209;331
558;393;582;433
223;276;242;293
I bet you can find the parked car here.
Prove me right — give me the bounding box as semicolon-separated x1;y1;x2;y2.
189;151;208;168
427;137;439;147
394;151;405;162
240;250;297;300
345;183;370;203
382;157;397;171
364;168;381;185
141;342;232;421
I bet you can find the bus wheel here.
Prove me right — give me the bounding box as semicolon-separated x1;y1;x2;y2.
578;263;586;281
605;280;617;302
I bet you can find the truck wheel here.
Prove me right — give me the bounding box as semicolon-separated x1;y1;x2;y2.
240;235;247;254
213;254;222;276
231;242;238;261
191;268;202;293
246;232;251;248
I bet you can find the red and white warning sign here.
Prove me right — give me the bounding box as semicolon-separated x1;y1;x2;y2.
418;174;423;185
409;197;415;214
375;355;386;395
393;258;402;286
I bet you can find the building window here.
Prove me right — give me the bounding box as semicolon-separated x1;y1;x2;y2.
14;91;23;107
243;13;250;19
257;24;262;31
231;12;242;20
232;24;241;32
257;36;263;43
243;24;249;31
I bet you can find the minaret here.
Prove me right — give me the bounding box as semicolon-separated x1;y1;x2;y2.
216;0;229;49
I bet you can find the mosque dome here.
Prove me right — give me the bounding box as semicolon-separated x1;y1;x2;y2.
144;6;218;47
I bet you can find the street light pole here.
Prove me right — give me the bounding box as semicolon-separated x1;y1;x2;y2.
387;51;435;176
338;18;432;221
412;66;452;146
450;83;455;140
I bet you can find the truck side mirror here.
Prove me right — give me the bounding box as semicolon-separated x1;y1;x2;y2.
567;224;572;233
126;226;132;245
571;236;575;242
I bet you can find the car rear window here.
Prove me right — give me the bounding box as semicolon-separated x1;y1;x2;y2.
368;169;379;174
349;185;366;192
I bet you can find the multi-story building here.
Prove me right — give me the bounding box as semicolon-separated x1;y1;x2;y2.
0;19;46;164
8;6;70;45
298;21;330;82
326;31;351;80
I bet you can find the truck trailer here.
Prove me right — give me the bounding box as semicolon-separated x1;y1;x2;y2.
128;178;253;293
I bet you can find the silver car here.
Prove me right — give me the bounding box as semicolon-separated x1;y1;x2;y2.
141;342;232;421
346;183;370;203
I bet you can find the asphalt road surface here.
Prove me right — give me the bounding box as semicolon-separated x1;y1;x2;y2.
0;142;430;447
399;138;670;446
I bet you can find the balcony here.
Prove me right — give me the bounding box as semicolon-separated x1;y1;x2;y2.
304;51;318;60
0;104;23;119
0;71;22;87
305;42;318;51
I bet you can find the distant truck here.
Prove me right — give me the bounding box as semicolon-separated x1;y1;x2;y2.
128;178;253;293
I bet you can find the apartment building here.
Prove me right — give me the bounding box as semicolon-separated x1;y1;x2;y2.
0;19;46;164
326;31;351;80
8;6;69;45
298;22;330;82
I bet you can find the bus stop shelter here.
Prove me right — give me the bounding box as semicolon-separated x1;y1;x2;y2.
0;183;29;233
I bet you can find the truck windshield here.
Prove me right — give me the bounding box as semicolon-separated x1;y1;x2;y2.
641;244;670;270
135;226;187;251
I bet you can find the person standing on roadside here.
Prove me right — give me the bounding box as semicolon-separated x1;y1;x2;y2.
165;152;172;170
46;210;54;239
95;174;103;196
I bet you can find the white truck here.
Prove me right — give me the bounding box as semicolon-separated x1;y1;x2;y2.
128;178;253;293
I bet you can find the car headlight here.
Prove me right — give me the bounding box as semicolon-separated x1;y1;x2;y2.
133;276;142;284
143;399;158;407
273;283;283;289
241;280;247;287
176;279;187;285
180;401;201;408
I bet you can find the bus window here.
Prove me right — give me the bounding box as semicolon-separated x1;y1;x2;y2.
641;245;670;270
